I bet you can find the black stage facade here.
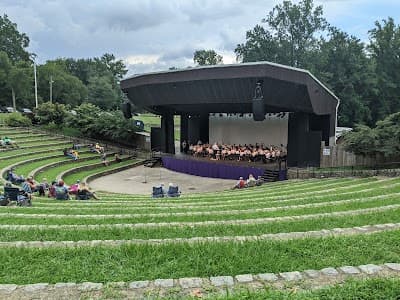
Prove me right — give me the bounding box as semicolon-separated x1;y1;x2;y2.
121;61;339;167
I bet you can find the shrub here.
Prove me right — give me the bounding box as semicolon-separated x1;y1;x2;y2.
4;112;31;127
34;102;68;125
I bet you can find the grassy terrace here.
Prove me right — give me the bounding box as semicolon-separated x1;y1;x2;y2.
0;231;399;283
15;152;96;178
0;143;71;157
63;158;138;184
0;127;398;295
212;278;400;300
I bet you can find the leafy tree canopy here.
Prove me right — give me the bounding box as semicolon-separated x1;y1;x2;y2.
235;0;328;67
344;112;400;157
34;101;68;125
193;50;223;66
0;14;31;62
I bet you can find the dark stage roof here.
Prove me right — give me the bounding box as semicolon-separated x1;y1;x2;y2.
120;61;339;116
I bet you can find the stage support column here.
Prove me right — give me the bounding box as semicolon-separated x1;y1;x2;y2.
287;112;321;167
199;113;209;144
180;114;189;152
161;112;175;154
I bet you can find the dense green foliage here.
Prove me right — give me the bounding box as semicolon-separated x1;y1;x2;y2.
0;14;30;62
34;102;68;125
235;0;400;127
65;103;138;143
344;112;400;157
193;49;223;66
0;14;127;111
3;112;31;127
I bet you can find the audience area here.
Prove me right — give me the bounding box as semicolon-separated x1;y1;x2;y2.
0;127;138;205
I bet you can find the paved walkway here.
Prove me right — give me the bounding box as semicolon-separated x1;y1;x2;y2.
89;165;236;195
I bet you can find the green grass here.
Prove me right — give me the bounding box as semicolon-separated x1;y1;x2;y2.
206;278;400;300
63;159;138;184
15;152;96;178
1;195;399;224
135;113;181;141
0;150;65;170
37;156;106;182
1;207;399;242
0;143;71;158
0;230;398;284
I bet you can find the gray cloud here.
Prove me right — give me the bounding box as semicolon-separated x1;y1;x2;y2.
1;0;399;75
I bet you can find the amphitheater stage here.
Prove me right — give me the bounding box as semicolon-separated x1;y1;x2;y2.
161;154;287;180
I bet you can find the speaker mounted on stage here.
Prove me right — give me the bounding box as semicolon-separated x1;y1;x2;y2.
121;101;132;119
252;81;265;121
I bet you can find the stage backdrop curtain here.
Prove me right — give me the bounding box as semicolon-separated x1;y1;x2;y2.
162;157;265;180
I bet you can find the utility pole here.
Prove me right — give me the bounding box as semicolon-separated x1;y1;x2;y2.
49;75;54;103
34;63;38;108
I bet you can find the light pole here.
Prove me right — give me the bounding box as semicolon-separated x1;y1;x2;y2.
49;75;54;103
34;62;38;108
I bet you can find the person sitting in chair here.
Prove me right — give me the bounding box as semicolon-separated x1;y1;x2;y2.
167;183;181;197
6;169;24;184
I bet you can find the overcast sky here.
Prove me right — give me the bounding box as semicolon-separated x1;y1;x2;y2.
1;0;400;76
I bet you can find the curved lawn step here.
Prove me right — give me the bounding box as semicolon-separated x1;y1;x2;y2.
0;223;398;248
6;192;400;217
2;204;397;227
17;141;71;151
59;155;134;182
0;142;70;159
13;136;65;144
30;153;111;180
0;134;48;141
0;147;88;162
1;262;398;300
82;160;143;183
0;153;77;182
0;151;94;181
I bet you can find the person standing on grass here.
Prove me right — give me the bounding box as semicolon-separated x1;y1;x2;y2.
101;152;109;166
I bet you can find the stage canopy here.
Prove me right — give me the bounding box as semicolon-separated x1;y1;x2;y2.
120;61;338;116
120;61;340;167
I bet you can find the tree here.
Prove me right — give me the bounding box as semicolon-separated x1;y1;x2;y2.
65;103;102;136
0;14;31;62
7;61;33;110
96;53;128;81
37;62;88;107
368;18;400;123
87;76;120;110
344;112;400;157
311;28;374;126
235;0;328;67
193;50;223;66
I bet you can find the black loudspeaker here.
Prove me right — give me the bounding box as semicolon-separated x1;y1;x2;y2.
252;97;265;121
121;102;132;119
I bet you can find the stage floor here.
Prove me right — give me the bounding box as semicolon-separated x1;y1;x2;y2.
89;165;236;195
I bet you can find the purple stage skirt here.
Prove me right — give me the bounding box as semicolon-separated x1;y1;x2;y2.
162;156;265;180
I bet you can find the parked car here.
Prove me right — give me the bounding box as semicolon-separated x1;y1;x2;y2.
5;107;14;113
21;108;33;115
